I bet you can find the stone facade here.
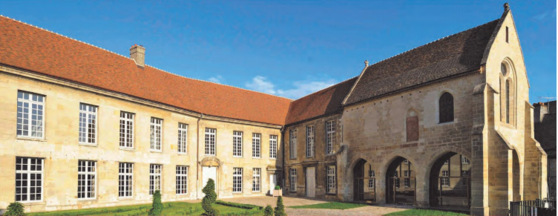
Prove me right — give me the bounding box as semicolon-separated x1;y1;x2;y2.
0;65;282;212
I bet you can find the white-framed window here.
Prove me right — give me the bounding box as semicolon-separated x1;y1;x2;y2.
404;178;410;187
269;135;277;159
289;168;297;191
326;165;336;194
404;170;410;177
252;168;261;192
150;164;162;195
79;103;97;145
15;157;44;202
325;120;335;154
461;156;470;165
118;162;133;197
233;131;243;157
441;170;450;186
176;165;188;194
289;129;297;159
233;167;243;193
119;112;134;148
205;128;216;155
17;91;45;139
306;126;315;158
252;133;261;158
178;123;188;154
150;118;163;151
78;160;96;199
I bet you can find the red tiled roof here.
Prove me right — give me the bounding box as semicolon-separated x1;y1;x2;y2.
285;77;357;125
0;16;292;125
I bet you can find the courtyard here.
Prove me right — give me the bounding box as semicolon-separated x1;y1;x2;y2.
28;196;469;216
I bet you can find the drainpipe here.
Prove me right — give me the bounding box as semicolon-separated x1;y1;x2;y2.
196;113;203;199
280;126;285;189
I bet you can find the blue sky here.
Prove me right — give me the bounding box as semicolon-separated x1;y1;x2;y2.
1;0;555;101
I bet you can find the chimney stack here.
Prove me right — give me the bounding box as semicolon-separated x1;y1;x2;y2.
130;44;145;67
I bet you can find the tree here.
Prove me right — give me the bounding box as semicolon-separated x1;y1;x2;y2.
148;190;163;216
5;202;25;216
274;196;286;216
202;178;219;216
264;205;274;216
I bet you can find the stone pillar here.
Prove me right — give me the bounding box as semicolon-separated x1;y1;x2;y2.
470;83;488;215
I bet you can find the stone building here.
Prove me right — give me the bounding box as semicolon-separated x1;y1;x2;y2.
0;4;549;216
534;101;556;200
283;4;548;216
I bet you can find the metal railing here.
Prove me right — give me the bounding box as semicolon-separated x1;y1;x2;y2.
509;199;556;216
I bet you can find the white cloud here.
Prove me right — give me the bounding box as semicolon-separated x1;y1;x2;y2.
208;75;224;84
245;76;337;99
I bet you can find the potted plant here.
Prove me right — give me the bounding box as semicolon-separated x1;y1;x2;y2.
273;185;282;197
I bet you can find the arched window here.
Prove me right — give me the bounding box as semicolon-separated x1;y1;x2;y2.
439;92;454;123
506;79;510;124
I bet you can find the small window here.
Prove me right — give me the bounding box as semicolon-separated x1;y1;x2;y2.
17;91;45;139
269;135;278;159
233;168;243;193
178;123;188;154
252;168;261;192
441;171;450;186
506;79;511;124
205;128;216;155
406;110;419;142
501;63;508;76
505;26;509;43
289;129;297;159
439;92;454;123
306;126;315;158
79;103;97;145
119;112;134;148
289;168;297;192
149;164;162;195
78;160;96;199
252;133;261;158
150;118;163;151
233;131;243;157
326;165;336;194
176;165;188;194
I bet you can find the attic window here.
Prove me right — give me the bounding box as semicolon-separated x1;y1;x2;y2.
506;27;509;43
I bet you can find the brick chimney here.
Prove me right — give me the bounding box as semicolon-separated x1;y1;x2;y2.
130;44;145;67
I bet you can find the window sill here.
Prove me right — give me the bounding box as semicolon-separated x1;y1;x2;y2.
120;148;135;151
118;196;134;200
438;120;456;125
150;150;163;153
17;137;46;142
20;201;45;205
233;156;243;158
178;152;188;155
77;198;97;201
79;143;98;147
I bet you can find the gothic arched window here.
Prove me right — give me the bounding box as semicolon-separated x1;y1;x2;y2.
439;92;454;123
506;79;510;124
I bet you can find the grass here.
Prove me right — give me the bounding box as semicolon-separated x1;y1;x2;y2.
29;201;264;216
290;201;368;210
385;209;468;215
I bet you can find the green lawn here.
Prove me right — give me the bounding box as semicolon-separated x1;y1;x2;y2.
29;201;263;216
385;209;468;216
290;201;368;210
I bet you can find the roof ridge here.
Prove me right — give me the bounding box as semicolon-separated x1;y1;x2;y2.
0;14;293;102
145;64;293;101
292;76;358;102
0;14;132;61
367;19;500;68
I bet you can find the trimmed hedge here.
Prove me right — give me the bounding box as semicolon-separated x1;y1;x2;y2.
215;200;263;210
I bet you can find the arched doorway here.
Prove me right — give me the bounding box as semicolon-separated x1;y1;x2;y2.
353;159;377;203
429;152;471;210
386;157;415;205
512;150;520;201
353;159;366;201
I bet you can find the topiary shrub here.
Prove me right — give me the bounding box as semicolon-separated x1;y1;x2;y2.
274;196;286;216
5;202;25;216
202;178;219;216
264;205;274;216
274;185;281;190
148;190;163;216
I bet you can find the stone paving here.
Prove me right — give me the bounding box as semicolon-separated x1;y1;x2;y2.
220;196;410;215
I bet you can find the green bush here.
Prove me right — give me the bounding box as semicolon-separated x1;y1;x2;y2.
148;190;163;215
264;205;274;216
274;196;286;216
202;178;219;216
214;200;263;210
5;202;25;216
274;185;281;190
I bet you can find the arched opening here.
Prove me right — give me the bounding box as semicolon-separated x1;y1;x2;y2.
353;159;366;201
439;93;454;123
386;157;415;205
429;152;471;211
